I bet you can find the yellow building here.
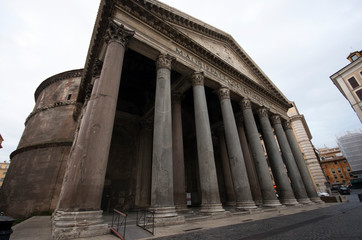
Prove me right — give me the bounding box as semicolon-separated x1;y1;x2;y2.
318;147;354;187
330;51;362;122
0;161;10;188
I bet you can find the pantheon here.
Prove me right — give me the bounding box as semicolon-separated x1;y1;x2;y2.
0;0;322;238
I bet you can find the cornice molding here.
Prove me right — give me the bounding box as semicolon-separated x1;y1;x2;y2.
35;69;83;102
25;101;77;125
10;141;73;160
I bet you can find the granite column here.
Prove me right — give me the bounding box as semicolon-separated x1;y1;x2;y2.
271;115;311;204
172;92;188;211
217;129;236;206
218;87;256;210
258;108;298;205
240;99;281;207
150;54;182;222
191;72;224;214
284;121;322;203
52;21;134;239
236;115;263;206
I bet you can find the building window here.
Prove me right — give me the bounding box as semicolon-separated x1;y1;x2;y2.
351;54;358;61
340;174;344;178
348;76;359;89
2;172;6;175
356;89;362;101
337;167;341;173
334;175;338;179
331;168;335;173
343;160;347;163
346;166;350;171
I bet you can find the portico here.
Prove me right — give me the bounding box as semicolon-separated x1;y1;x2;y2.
51;0;320;238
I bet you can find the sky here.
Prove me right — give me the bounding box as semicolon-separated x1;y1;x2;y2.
0;0;361;162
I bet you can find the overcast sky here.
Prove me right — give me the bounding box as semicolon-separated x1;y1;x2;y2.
0;0;361;162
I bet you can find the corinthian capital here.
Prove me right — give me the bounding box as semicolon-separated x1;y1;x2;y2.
105;19;134;47
156;54;174;70
257;107;269;118
283;120;293;130
191;72;204;86
240;98;251;110
218;87;230;100
271;114;281;125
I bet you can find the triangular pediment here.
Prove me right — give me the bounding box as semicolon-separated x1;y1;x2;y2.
169;25;266;87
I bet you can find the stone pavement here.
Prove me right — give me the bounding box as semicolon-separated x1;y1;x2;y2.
9;192;360;240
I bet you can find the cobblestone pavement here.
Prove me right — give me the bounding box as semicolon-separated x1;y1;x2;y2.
153;189;362;240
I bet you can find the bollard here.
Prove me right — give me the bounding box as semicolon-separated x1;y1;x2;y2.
358;194;362;202
0;216;15;240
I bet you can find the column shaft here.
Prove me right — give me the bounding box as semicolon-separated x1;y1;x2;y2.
53;21;133;239
172;93;188;210
284;121;322;203
237;117;263;206
258;108;298;205
150;54;177;217
57;36;129;212
218;131;236;205
191;72;224;213
241;99;281;207
218;88;256;210
271;115;311;204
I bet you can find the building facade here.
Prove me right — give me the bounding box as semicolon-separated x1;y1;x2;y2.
337;130;362;187
330;51;362;122
0;0;322;238
287;102;328;192
318;147;354;187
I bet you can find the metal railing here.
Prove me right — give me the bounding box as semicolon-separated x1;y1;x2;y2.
110;209;127;240
136;209;155;235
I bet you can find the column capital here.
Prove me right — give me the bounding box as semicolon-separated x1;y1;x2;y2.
218;87;230;100
240;98;251;110
156;54;175;70
257;107;269;118
283;120;293;130
105;19;134;47
191;72;205;86
271;114;281;125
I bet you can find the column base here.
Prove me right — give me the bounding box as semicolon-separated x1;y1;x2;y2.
149;206;178;218
52;210;109;240
199;203;225;214
175;204;192;212
297;198;313;204
225;201;236;206
262;199;282;207
235;201;257;210
149;206;185;226
310;197;324;204
280;198;300;206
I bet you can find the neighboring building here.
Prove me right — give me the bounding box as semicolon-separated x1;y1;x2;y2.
0;134;3;148
287;102;328;192
330;50;362;122
0;161;10;188
337;130;362;187
0;0;322;238
318;147;354;187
